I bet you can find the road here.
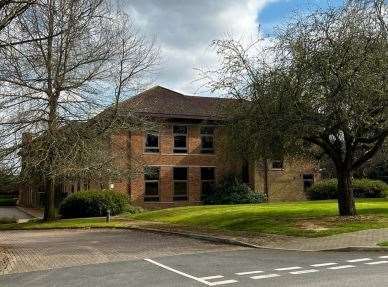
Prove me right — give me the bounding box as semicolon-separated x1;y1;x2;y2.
0;229;387;286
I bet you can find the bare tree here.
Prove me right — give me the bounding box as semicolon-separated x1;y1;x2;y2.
206;0;387;216
0;0;36;32
0;0;158;220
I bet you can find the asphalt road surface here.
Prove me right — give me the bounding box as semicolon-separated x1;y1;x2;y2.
2;245;388;286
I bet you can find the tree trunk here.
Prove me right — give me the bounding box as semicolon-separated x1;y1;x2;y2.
263;159;269;201
337;169;356;216
43;177;56;221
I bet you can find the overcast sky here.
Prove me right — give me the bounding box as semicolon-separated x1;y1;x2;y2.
122;0;342;96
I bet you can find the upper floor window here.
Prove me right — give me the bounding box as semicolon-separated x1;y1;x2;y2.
272;160;284;169
173;125;188;153
173;167;188;201
145;131;159;153
200;126;215;154
144;166;160;202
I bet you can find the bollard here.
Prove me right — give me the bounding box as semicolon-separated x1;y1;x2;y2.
106;209;111;223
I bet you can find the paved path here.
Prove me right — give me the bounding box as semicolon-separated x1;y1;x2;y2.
261;228;388;250
0;207;32;221
0;229;243;275
1;246;388;286
225;228;388;251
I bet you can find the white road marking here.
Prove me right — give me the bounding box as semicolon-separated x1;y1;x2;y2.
209;280;238;286
290;269;319;275
347;258;372;263
235;270;264;275
365;261;388;265
200;276;224;280
311;262;338;267
275;266;302;271
251;274;280;280
328;265;355;270
379;256;388;259
145;258;236;286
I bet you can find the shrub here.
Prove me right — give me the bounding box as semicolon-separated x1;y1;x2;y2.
59;190;132;218
203;176;266;205
307;179;388;200
0;194;17;206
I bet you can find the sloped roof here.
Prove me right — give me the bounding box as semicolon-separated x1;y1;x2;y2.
120;86;233;120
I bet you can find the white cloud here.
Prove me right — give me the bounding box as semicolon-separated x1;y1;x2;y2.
121;0;276;95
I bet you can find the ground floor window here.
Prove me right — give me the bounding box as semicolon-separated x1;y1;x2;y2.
144;166;160;202
303;173;314;191
201;167;215;199
173;167;188;201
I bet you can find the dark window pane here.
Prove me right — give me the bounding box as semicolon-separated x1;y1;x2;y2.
173;167;187;180
201;181;215;199
145;133;158;147
201;167;215;180
174;182;187;200
242;161;249;183
173;125;187;134
144;167;160;180
200;126;215;135
272;160;284;169
201;136;214;149
174;135;187;148
145;182;159;196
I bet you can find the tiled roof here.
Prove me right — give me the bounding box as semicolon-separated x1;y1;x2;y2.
120;86;234;120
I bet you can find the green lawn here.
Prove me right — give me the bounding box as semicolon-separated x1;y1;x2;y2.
129;199;388;237
1;199;387;238
0;217;132;230
378;241;388;247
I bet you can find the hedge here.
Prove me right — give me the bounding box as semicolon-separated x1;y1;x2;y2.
0;194;17;206
203;176;266;205
59;190;135;218
307;178;388;200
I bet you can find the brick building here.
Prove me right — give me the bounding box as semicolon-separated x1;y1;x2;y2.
19;86;320;208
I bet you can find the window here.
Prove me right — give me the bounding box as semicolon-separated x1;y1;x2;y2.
145;131;159;153
242;161;249;183
272;160;284;169
303;174;314;191
144;167;160;202
173;167;188;201
201;167;215;199
200;126;215;154
173;125;188;153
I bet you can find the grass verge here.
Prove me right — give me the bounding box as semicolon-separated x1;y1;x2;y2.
128;198;388;237
0;199;387;238
377;241;388;247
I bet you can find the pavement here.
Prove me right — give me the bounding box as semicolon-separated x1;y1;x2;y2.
0;207;33;222
235;228;388;251
0;229;387;287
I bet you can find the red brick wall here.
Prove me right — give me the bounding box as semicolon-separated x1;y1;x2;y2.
125;123;241;208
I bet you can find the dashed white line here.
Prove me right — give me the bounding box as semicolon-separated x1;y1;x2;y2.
379;256;388;259
365;261;388;265
209;280;238;286
275;266;302;271
311;262;338;267
200;276;224;280
290;269;319;275
235;270;264;275
250;274;280;280
347;258;372;263
328;265;356;270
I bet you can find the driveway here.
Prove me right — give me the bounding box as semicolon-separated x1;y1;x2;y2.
1;239;388;286
0;229;243;275
0;207;32;221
